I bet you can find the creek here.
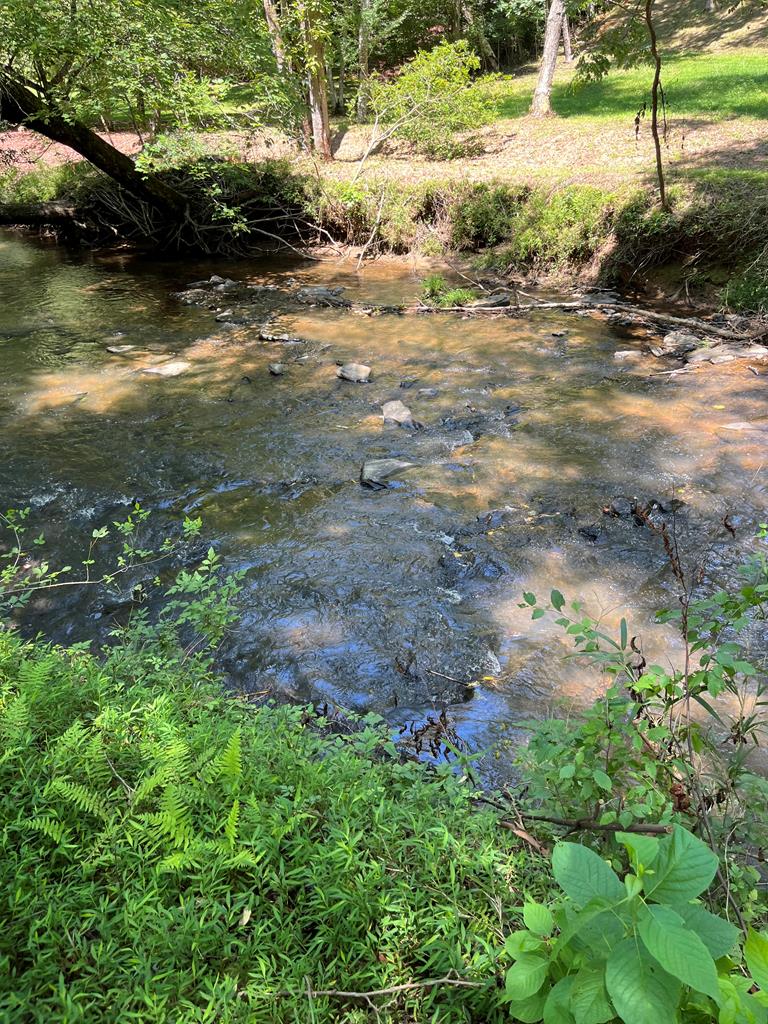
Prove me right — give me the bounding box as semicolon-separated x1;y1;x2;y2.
1;231;766;781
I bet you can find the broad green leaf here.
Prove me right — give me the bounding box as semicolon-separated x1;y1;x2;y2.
506;930;546;957
569;965;613;1024
642;825;718;904
551;589;565;611
524;901;555;937
592;769;612;792
746;929;768;992
559;764;576;780
606;938;681;1024
552;842;624;908
506;953;549;1001
544;976;575;1024
638;905;720;1000
677;904;739;959
506;989;548;1022
615;831;659;870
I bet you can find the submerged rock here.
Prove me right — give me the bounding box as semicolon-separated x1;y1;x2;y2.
337;362;372;383
296;286;351;308
268;363;286;376
141;360;190;377
382;399;423;431
417;387;439;398
259;328;305;344
360;459;416;489
106;344;137;354
614;349;644;363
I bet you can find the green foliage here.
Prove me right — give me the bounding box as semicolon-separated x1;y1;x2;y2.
722;250;768;314
0;512;543;1023
369;40;494;158
503;828;768;1024
420;274;477;307
450;183;527;250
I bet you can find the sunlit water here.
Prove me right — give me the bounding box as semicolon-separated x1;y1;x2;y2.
1;232;766;781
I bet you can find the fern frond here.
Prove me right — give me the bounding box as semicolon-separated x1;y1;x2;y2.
26;815;70;846
217;728;242;784
223;798;239;849
158;784;194;848
49;779;111;822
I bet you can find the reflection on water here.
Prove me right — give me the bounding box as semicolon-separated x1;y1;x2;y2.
1;231;766;781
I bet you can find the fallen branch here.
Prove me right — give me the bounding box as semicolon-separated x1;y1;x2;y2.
0;200;80;225
281;975;484;1001
474;795;671;836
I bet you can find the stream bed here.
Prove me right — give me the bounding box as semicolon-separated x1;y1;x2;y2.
1;231;766;781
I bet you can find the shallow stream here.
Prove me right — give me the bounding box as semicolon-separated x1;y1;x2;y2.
2;232;766;780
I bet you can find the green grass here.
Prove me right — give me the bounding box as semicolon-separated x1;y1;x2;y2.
493;51;768;120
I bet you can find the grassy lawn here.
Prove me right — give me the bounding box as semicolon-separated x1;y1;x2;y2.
494;50;768;121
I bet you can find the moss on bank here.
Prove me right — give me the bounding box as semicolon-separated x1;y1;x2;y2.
3;159;767;311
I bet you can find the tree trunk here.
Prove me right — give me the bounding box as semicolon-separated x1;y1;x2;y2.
644;0;669;210
326;63;337;114
303;11;333;159
0;74;186;214
705;0;715;11
561;15;573;62
530;0;565;116
461;1;499;70
356;0;370;122
262;0;288;71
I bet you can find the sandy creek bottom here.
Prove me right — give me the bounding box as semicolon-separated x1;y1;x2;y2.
2;232;767;782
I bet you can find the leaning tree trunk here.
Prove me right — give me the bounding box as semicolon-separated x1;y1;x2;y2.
561;15;573;62
0;74;186;215
461;1;499;70
530;0;565;116
645;0;669;210
356;0;371;122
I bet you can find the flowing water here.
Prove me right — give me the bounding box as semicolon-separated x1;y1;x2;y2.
2;231;767;780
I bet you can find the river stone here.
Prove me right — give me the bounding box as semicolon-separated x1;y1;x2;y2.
337;362;372;383
418;387;439;398
651;330;701;357
260;328;304;344
360;459;416;489
614;349;644;363
382;399;423;431
470;292;511;308
684;347;716;364
142;360;191;377
106;344;137;354
268;363;286;376
296;285;351;308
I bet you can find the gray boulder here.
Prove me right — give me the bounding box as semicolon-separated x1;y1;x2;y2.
651;330;702;358
337;362;372;383
360;459;416;489
382;399;424;431
296;286;352;308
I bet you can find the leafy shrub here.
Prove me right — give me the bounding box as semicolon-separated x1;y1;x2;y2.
450;183;528;250
504;828;768;1024
722;251;768;313
369;41;493;159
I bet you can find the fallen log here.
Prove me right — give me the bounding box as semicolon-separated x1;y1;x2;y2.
0;201;80;225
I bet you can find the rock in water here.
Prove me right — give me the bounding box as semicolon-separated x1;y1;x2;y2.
269;363;286;376
106;344;137;354
650;330;702;358
360;459;416;489
141;360;190;377
382;399;423;431
337;363;372;383
296;286;352;308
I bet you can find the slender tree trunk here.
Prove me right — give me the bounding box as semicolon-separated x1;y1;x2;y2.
262;0;288;71
302;10;333;160
561;15;573;62
460;1;499;70
356;0;370;122
0;74;186;214
530;0;565;116
705;0;715;11
336;54;345;114
645;0;669;210
326;62;337;114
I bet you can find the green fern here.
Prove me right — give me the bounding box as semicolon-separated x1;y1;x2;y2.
26;815;70;846
157;784;194;849
217;727;242;784
223;798;239;849
49;778;111;822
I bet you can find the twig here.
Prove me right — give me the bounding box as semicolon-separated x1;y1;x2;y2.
277;975;484;1001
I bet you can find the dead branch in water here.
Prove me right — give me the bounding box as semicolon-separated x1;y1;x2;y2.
413;298;766;342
